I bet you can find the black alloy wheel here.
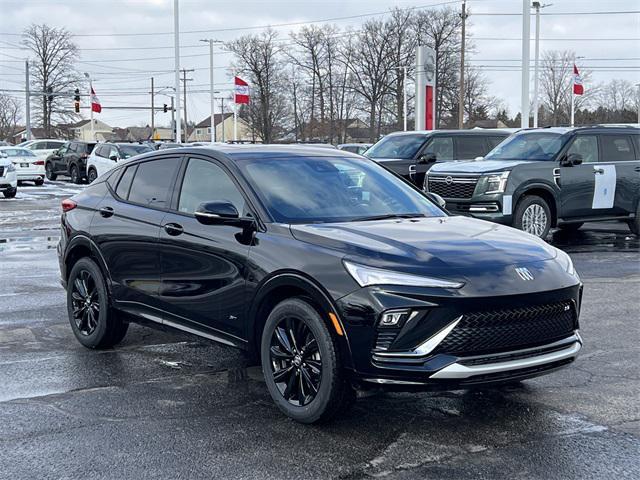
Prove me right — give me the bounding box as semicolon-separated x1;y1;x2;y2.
269;316;322;407
70;269;100;336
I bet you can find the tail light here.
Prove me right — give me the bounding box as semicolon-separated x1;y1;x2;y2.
61;199;77;212
81;153;89;159
34;160;44;165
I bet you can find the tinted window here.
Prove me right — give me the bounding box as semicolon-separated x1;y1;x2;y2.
178;158;246;215
601;135;634;161
424;136;454;160
237;156;444;224
487;136;507;149
47;141;64;150
455;136;487;159
32;142;47;150
115;165;136;199
95;145;106;158
485;132;565;161
365;134;428;159
567;135;599;163
632;134;640;159
1;148;36;157
128;158;179;208
120;145;152;158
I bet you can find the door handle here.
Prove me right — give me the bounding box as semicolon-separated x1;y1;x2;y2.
634;167;640;172
593;168;605;175
99;206;114;218
163;223;184;236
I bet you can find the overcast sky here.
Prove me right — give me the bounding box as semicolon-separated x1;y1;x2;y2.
1;0;639;129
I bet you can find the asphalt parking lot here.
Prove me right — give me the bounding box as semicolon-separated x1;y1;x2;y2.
1;182;639;480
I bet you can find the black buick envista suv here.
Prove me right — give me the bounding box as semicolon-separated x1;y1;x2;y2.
58;146;583;423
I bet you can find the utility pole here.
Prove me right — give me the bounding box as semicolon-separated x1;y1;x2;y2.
636;83;640;125
218;97;226;142
25;60;31;141
170;96;175;140
521;0;531;128
403;66;407;131
173;0;182;143
200;39;223;142
180;68;194;142
458;0;468;130
150;77;155;139
532;2;551;128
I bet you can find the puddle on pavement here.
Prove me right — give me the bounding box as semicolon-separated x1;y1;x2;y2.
0;235;60;252
549;228;639;253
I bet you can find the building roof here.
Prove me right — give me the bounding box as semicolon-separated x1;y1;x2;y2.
194;113;234;129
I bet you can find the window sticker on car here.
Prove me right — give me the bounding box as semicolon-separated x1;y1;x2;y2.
592;164;616;209
503;195;512;215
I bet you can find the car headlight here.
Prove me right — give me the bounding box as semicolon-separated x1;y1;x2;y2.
480;171;509;194
343;260;464;289
6;163;16;172
555;249;578;277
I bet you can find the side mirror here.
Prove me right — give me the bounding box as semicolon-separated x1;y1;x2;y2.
194;201;254;228
561;153;583;167
418;153;437;164
109;155;118;161
425;192;447;209
474;156;484;161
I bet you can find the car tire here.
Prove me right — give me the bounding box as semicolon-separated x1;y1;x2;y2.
67;257;129;349
558;222;583;232
45;162;57;181
87;168;98;184
2;187;17;199
70;165;81;184
628;204;640;236
34;177;44;186
513;195;552;238
261;298;355;424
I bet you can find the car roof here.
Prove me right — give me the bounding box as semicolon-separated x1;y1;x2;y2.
385;129;513;137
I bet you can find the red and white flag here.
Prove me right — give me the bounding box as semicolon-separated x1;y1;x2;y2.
573;64;584;96
90;86;102;113
234;76;249;104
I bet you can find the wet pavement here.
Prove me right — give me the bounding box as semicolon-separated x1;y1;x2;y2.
1;181;639;479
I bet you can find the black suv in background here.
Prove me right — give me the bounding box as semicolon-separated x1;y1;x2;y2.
45;141;97;184
58;146;582;423
365;129;511;187
426;126;640;237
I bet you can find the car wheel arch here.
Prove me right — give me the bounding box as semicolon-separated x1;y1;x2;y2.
65;235;113;294
247;272;354;368
514;184;559;227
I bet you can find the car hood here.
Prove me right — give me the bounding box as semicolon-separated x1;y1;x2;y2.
290;215;556;272
429;159;535;174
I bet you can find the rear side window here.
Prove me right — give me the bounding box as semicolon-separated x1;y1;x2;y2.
47;141;64;150
567;135;599;163
115;165;136;199
487;136;507;149
423;136;453;160
128;158;180;208
601;135;634;161
455;136;489;159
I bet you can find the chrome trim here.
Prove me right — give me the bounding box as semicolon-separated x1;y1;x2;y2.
469;204;499;212
428;175;480;184
194;211;221;218
429;341;581;380
162;319;237;347
362;378;427;385
373;316;462;358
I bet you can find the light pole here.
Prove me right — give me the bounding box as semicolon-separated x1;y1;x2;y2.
84;72;94;141
173;0;182;143
521;0;531;129
532;2;551;128
200;38;223;142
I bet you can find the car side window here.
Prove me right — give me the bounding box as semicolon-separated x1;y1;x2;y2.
487;136;506;149
109;147;119;159
566;135;599;163
455;136;488;159
177;158;246;215
115;165;136;199
423;137;453;160
600;135;635;162
632;135;640;160
32;142;46;150
48;142;63;150
128;158;180;208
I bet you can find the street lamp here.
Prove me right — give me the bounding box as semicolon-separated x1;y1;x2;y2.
532;2;552;128
200;39;224;142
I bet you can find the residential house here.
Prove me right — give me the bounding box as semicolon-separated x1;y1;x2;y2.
63;119;113;142
188;113;252;142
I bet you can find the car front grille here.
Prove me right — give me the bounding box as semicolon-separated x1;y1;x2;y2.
432;301;577;356
427;175;478;199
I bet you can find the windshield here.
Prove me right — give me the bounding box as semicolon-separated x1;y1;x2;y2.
485;132;565;161
120;145;152;158
1;148;36;157
365;134;427;159
237;155;444;224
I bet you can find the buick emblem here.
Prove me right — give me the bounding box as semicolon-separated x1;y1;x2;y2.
515;267;534;281
445;176;453;185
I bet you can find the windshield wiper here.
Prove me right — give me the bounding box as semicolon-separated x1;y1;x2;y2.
351;213;426;222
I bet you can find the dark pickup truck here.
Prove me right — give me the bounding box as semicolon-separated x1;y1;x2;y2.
365;129;511;187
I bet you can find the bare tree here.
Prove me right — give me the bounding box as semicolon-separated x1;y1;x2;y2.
22;24;80;136
227;29;289;143
0;94;22;141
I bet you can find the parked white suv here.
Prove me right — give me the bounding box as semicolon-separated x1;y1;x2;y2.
87;143;153;183
0;146;45;186
0;152;18;198
23;139;66;161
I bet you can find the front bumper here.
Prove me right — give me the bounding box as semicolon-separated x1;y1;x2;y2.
444;195;512;225
0;171;18;190
337;283;583;389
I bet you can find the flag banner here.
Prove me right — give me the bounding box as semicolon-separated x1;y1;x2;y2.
573;64;584;96
235;76;249;104
90;87;102;113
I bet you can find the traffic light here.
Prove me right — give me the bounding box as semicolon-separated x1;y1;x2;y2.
74;88;80;113
163;103;168;113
